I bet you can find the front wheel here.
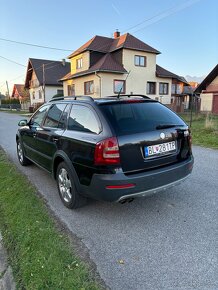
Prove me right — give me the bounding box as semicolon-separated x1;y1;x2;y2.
17;140;32;166
56;162;86;209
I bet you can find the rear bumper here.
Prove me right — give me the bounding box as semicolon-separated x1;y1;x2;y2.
81;156;194;202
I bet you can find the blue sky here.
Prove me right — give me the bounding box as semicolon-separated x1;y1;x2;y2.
0;0;217;94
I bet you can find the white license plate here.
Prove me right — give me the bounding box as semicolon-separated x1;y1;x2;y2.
145;141;176;157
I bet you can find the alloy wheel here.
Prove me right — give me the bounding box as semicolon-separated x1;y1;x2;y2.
58;168;72;203
17;142;23;163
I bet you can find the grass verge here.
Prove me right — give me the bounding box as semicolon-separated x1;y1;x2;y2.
0;149;101;290
0;109;30;116
180;113;218;149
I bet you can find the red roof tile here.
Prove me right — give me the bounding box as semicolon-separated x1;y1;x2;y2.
25;58;70;88
60;54;127;81
194;64;218;93
90;53;127;73
11;84;29;98
156;65;188;84
68;33;160;59
110;33;160;54
68;36;114;58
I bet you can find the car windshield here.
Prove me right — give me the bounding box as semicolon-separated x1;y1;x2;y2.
100;101;186;135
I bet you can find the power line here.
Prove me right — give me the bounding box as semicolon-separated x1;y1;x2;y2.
122;0;201;34
0;55;26;67
0;60;69;90
0;37;73;52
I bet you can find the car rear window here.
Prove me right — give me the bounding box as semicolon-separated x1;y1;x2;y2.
100;101;186;135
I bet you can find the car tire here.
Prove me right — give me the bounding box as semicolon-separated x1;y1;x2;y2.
56;162;87;209
17;140;32;166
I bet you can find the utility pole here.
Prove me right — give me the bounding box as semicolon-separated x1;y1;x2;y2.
6;81;10;98
42;64;45;103
190;93;194;128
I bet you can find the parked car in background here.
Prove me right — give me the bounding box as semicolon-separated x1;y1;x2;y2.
16;95;194;209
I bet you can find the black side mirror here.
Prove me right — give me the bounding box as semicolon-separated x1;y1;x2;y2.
18;119;28;126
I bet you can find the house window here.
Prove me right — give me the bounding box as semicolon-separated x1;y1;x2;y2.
147;82;156;94
84;81;94;95
30;79;39;88
159;83;169;95
76;58;83;69
171;84;176;94
57;89;64;95
67;85;75;96
171;84;182;94
135;55;146;67
114;80;125;94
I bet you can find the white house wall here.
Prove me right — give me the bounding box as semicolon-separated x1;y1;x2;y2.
122;49;172;104
44;86;63;102
63;74;100;98
29;87;44;106
30;86;64;105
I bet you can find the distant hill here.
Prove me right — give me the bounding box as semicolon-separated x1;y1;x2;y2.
185;75;205;83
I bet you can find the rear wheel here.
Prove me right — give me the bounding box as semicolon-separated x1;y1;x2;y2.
56;162;86;209
17;140;32;166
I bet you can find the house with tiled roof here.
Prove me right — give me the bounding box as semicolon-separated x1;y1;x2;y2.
11;84;30;110
24;58;70;107
195;64;218;114
11;84;29;100
61;31;189;111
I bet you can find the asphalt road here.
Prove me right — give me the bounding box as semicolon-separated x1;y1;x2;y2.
0;111;217;290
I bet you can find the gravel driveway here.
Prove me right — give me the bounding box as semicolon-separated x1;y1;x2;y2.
0;112;217;290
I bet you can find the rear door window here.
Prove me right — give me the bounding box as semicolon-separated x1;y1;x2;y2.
68;105;100;134
100;101;186;135
44;103;67;128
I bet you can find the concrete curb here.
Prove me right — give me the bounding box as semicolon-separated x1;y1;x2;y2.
0;233;16;290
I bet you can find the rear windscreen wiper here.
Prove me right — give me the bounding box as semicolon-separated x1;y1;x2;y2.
156;124;185;129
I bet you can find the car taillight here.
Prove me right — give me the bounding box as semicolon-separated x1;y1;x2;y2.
184;129;192;147
94;137;120;165
188;129;192;149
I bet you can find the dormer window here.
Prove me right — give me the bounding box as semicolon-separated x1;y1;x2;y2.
76;58;83;69
135;55;146;67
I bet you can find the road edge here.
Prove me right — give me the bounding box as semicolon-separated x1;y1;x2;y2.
0;232;16;290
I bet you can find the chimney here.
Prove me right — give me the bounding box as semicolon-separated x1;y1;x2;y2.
62;59;66;66
114;30;120;38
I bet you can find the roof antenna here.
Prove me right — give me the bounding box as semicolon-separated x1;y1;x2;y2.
117;70;131;98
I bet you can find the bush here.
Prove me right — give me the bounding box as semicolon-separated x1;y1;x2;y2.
2;98;20;105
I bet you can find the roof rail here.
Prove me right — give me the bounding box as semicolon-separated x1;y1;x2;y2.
107;94;151;100
49;95;94;102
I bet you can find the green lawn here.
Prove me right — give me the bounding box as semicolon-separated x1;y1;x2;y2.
0;149;101;290
179;113;218;149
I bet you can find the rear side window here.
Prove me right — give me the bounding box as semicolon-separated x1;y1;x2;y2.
100;101;186;135
44;103;66;128
68;105;100;134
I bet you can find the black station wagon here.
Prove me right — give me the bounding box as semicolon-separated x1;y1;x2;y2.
16;95;194;209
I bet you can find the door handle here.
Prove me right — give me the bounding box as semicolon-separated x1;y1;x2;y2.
53;137;59;142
